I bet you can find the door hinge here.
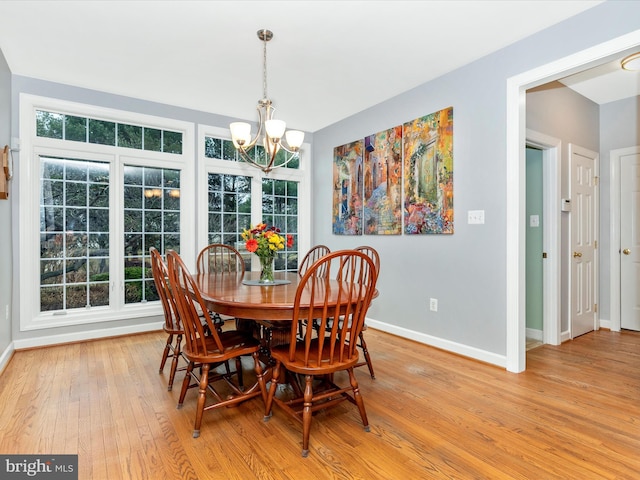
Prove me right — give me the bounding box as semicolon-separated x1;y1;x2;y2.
594;176;599;186
594;240;598;249
542;252;547;259
594;303;598;313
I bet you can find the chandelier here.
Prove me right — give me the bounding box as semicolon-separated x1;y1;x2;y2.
230;29;304;174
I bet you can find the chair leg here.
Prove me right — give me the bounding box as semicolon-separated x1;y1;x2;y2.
301;374;313;457
177;361;194;409
159;333;173;373
263;361;281;421
192;363;210;438
167;334;182;391
347;368;369;432
235;357;244;389
253;352;268;406
358;332;375;379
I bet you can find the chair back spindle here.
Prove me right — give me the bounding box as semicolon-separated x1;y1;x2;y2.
196;243;245;275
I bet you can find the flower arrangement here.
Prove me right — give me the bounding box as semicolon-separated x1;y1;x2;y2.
242;222;294;282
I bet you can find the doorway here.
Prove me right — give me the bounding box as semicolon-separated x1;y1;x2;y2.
610;146;640;332
526;146;543;348
506;30;640;373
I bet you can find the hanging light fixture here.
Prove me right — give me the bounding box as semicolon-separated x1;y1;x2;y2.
230;29;305;174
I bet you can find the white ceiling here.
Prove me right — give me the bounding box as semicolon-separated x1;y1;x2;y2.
2;0;632;133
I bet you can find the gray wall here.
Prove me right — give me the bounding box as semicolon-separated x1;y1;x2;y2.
526;82;600;333
311;0;640;357
0;49;11;355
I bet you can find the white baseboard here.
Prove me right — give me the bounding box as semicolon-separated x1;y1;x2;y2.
12;321;164;350
526;328;543;341
366;318;507;368
0;342;15;376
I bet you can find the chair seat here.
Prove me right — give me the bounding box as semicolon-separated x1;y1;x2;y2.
185;331;261;364
271;338;360;375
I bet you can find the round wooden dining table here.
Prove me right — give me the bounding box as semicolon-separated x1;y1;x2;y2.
194;271;337;321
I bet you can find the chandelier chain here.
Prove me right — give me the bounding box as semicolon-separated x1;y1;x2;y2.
262;34;268;100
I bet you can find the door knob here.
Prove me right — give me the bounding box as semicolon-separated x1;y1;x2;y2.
573;252;582;258
623;248;631;255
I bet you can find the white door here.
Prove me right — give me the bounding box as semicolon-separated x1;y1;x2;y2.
570;145;598;338
621;151;640;331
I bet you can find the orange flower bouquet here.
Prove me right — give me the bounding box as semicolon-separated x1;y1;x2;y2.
242;222;294;282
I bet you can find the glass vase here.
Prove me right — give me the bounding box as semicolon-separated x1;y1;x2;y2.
259;255;275;283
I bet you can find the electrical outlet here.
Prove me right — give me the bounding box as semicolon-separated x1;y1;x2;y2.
429;298;438;312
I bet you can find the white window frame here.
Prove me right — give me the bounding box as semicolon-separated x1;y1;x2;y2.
18;94;195;331
196;124;311;271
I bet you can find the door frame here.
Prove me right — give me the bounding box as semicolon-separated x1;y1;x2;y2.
609;146;640;332
526;130;561;346
506;29;640;373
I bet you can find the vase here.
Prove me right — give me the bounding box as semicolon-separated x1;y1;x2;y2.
258;255;275;283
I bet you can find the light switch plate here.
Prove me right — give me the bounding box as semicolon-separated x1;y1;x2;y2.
468;210;485;224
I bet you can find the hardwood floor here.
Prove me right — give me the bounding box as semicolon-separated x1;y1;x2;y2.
0;328;638;479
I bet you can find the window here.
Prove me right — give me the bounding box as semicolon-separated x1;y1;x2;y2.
123;165;181;304
40;157;110;311
20;95;195;330
262;178;298;271
36;110;183;154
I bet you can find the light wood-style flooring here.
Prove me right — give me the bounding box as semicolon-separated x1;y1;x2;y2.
0;328;638;479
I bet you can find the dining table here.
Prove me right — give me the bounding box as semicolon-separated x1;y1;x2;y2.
193;270;377;363
194;271;305;322
193;270;327;364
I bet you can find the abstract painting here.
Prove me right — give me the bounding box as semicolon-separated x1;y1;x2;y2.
363;126;402;234
332;139;364;235
403;107;453;234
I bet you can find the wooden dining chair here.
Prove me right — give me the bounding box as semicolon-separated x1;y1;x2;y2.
150;247;184;391
263;250;378;457
296;245;331;339
166;250;267;438
297;244;330;276
196;243;246;331
320;246;380;378
352;245;380;379
196;243;246;274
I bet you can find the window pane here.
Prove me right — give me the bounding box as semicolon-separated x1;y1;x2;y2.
89;283;110;307
222;140;237;161
40;157;110;312
66;182;87;207
163;130;182;154
65;115;87;142
89;119;116;145
118;124;143;149
205;137;222;158
144;128;162;152
36;111;63;139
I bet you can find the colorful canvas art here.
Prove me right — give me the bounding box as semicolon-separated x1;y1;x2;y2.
363;126;402;234
332;140;364;235
403;107;453;234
